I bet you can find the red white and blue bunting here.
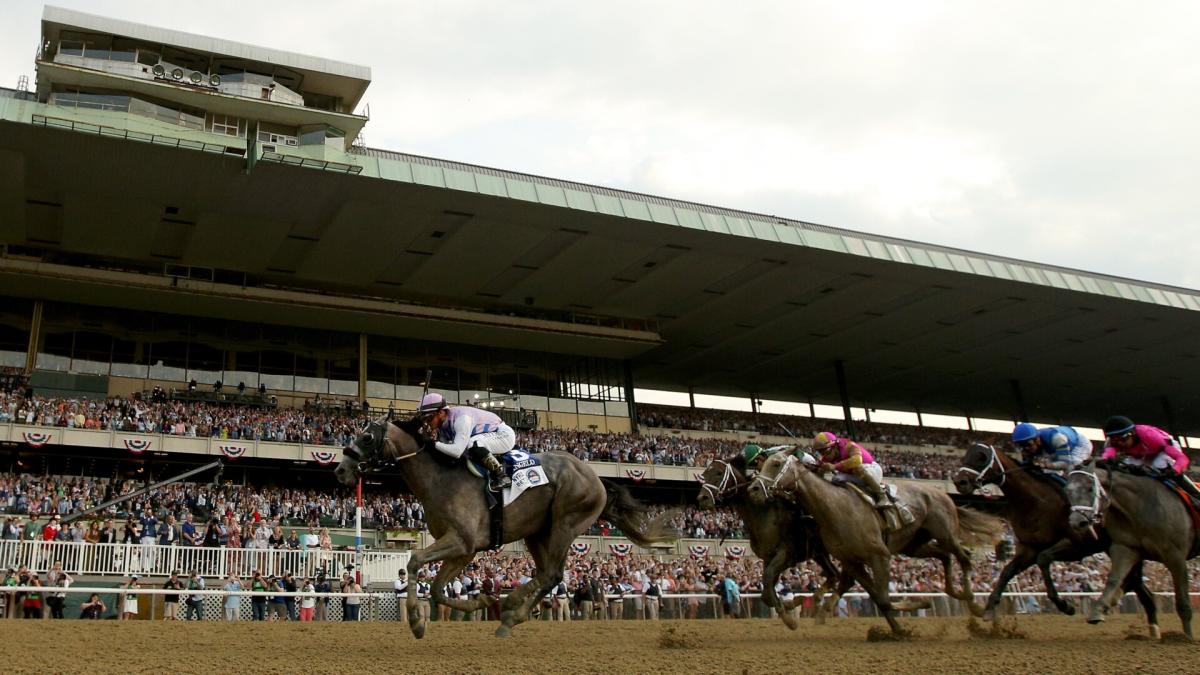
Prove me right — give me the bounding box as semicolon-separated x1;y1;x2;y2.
311;450;338;466
608;543;633;557
625;469;646;482
569;542;591;556
124;439;152;454
725;545;748;560
22;431;52;448
688;544;710;559
218;445;247;460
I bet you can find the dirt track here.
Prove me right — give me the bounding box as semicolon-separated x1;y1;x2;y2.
4;614;1195;674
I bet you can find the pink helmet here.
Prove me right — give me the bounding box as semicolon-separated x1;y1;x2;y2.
812;431;839;451
418;393;447;414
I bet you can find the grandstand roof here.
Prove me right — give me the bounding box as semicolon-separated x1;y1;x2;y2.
3;87;1199;431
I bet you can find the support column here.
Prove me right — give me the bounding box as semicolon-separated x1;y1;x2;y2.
1160;395;1178;439
966;415;975;432
834;360;854;437
750;396;758;415
808;399;815;418
623;360;638;433
25;300;43;373
915;408;924;427
1009;379;1029;422
357;334;368;402
688;386;695;409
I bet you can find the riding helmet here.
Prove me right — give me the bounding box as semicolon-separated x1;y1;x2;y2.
812;431;839;451
1102;415;1135;437
418;392;447;414
1011;423;1038;444
742;443;763;464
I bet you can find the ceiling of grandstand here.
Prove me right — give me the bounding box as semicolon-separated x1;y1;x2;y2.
3;123;1200;431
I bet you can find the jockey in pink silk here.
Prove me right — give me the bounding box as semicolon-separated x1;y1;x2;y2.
1100;415;1200;502
811;431;888;506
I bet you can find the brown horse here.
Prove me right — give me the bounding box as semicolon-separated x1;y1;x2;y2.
754;453;1002;636
953;443;1158;626
1067;465;1198;639
695;454;845;628
335;416;676;638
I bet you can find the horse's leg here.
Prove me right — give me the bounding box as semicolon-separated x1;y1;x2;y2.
860;555;905;636
430;554;483;614
1121;560;1160;639
1034;540;1079;615
497;531;570;638
1087;544;1140;626
762;549;796;630
984;544;1038;620
943;540;985;617
405;532;473;639
1163;554;1193;640
815;566;856;625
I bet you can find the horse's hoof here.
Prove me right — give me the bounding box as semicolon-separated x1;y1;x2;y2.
411;620;427;639
1060;602;1076;617
1086;611;1105;625
982;608;996;622
779;612;798;631
495;625;513;638
1149;624;1161;640
814;612;826;626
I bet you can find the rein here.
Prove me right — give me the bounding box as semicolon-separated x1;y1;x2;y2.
955;444;1036;488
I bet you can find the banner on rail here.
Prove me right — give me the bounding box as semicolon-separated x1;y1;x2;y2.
608;543;633;557
123;438;152;454
570;542;591;556
688;544;709;558
311;450;337;465
725;545;747;560
625;469;646;482
219;445;247;459
23;431;52;448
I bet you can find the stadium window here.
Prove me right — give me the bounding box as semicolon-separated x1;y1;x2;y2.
185;326;225;385
327;332;359;396
0;298;32;369
35;310;74;373
208;113;245;137
458;345;486;392
147;314;189;382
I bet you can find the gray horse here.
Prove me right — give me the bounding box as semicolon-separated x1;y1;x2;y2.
334;416;677;638
753;453;1002;636
1066;465;1198;639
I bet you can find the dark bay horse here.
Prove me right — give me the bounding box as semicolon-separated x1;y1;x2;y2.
1067;465;1198;639
953;443;1157;624
695;455;843;629
334;416;677;638
754;453;1002;636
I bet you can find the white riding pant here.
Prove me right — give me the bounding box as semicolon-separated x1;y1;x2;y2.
835;462;882;484
1119;452;1173;472
470;426;516;456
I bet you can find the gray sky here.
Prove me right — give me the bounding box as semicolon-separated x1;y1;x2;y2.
4;1;1199;289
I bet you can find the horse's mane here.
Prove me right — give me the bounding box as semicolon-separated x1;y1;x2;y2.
391;415;424;439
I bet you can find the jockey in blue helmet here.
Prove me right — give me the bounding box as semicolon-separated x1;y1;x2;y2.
1011;423;1093;472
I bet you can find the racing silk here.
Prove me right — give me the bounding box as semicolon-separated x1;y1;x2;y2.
434;406;508;459
821;438;875;471
1100;424;1189;474
1035;426;1093;468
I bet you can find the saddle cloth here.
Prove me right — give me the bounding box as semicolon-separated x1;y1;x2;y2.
467;450;550;506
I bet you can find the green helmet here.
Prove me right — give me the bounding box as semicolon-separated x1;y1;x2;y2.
742;443;765;464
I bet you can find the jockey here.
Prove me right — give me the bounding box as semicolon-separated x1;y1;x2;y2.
743;443;817;474
811;431;889;507
418;393;514;491
1100;416;1200;502
1011;423;1093;471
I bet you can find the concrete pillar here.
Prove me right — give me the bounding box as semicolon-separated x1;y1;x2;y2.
25;300;43;373
915;408;924;427
623;360;638;433
834;360;854;437
688;386;695;409
358;334;368;402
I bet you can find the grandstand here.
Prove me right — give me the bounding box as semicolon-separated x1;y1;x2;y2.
2;4;1200;586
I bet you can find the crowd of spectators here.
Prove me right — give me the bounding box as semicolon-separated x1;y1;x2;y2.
0;472;427;534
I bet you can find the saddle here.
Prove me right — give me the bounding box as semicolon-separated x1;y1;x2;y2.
835;480;913;531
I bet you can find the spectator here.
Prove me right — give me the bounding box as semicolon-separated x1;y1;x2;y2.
314;570;332;621
282;571;298;621
120;575;140;620
21;572;42;618
46;560;72;619
299;577;316;621
249;571;267;621
223;575;241;621
393;569;408;624
162;571;183;620
342;572;361;621
267;575;287;621
184;570;205;620
79;593;106;619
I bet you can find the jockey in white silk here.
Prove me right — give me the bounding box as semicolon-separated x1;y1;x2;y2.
419;393;515;490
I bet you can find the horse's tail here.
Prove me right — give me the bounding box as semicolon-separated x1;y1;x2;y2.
954;506;1005;547
599;479;680;548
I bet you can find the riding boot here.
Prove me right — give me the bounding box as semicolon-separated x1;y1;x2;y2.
468;444;511;491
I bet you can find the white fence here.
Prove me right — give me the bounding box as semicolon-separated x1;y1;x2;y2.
3;586;1197;622
0;540;408;584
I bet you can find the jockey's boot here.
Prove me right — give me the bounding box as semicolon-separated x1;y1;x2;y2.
469;444;511;491
854;467;889;507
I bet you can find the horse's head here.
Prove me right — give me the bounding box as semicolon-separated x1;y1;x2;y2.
747;453;795;505
954;442;1003;494
334;416;428;486
695;456;748;509
1065;465;1106;535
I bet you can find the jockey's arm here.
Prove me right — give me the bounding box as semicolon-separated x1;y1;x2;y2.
834;444;864;472
1046;431;1072;469
1160;438;1190;474
433;413;476;459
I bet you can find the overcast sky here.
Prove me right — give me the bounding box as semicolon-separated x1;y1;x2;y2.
3;1;1199;289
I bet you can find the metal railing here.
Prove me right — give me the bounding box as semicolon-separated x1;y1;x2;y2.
0;540;408;582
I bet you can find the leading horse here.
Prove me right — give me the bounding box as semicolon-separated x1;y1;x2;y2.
1067;464;1198;640
695;454;844;628
335;416;677;638
953;443;1158;625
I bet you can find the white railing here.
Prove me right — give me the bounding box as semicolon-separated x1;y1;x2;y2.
0;540;407;583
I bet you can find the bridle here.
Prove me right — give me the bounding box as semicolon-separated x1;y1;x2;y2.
1067;468;1109;526
750;455;799;499
955;443;1024;488
342;418;422;470
699;459;746;503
